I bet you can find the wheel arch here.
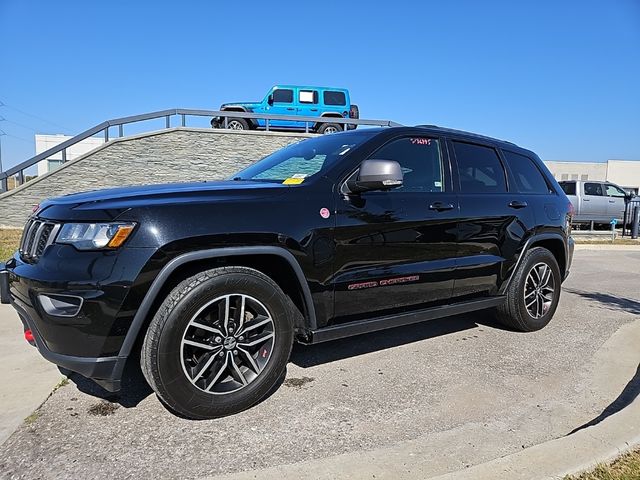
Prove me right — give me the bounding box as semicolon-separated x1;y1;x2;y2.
314;113;344;131
500;232;567;294
117;247;316;364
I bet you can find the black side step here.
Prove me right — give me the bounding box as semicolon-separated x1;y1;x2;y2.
306;296;505;344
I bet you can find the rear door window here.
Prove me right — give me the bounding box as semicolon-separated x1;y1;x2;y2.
299;90;318;104
323;91;346;106
453;141;507;193
502;150;550;194
559;182;576;195
584;182;603;196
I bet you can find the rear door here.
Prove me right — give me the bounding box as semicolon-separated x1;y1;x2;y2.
605;183;627;222
450;140;535;298
332;134;459;321
296;89;319;120
582;182;608;222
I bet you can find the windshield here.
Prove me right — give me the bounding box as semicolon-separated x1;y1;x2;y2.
232;132;371;184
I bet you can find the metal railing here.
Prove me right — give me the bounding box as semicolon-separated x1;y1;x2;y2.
0;108;402;193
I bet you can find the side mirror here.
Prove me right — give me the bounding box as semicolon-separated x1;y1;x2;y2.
347;159;403;193
267;94;274;106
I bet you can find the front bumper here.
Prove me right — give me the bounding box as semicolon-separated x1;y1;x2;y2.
11;296;123;391
3;245;157;391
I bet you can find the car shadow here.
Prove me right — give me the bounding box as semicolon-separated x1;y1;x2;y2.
290;309;503;368
64;309;504;411
567;363;640;435
563;288;640;315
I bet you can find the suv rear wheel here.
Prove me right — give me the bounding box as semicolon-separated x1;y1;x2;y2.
317;122;343;134
495;247;561;332
141;267;294;419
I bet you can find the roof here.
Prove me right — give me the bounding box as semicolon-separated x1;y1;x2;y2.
415;124;517;147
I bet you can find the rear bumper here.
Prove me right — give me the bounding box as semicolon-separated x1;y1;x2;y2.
564;236;575;281
0;262;9;304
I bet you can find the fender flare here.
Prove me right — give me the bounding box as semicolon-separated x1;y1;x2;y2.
499;232;567;294
115;246;317;365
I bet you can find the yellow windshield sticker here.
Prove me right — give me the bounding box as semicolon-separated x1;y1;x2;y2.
283;177;305;185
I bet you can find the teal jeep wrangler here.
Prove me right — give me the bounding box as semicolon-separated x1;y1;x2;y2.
211;85;359;134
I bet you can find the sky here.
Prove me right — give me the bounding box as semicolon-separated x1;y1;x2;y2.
0;0;639;171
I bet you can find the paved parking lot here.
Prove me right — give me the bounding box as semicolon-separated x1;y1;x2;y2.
0;249;639;480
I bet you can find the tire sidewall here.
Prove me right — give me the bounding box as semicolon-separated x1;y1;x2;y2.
153;271;293;418
515;249;561;330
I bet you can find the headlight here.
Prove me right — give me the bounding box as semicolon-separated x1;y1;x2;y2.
56;223;135;250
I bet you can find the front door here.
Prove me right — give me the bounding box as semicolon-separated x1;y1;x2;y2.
332;135;459;322
604;183;627;222
266;88;297;128
582;182;608;223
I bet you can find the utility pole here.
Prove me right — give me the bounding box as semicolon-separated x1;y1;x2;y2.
0;129;5;173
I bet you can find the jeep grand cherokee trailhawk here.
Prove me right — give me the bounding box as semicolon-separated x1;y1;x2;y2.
0;126;574;419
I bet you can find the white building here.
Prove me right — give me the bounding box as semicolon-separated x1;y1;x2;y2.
36;134;105;176
544;160;640;195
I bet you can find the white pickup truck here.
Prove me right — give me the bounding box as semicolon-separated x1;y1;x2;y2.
559;180;632;226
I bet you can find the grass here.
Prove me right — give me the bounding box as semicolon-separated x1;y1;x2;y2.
573;238;640;245
0;228;21;261
565;449;640;480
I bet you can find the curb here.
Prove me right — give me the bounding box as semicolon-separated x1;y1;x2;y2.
430;396;640;480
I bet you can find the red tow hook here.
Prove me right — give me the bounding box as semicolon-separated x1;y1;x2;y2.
24;329;36;345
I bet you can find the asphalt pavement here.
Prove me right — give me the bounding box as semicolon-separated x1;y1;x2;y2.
0;249;638;479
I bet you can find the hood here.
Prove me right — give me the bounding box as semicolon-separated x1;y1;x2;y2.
220;102;261;110
38;180;288;219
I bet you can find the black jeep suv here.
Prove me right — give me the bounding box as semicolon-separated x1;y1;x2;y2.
0;126;574;419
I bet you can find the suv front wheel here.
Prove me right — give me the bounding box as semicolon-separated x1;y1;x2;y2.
141;267;295;419
495;247;561;332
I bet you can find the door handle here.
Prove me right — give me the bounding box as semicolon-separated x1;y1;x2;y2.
429;202;455;212
609;200;616;203
583;198;590;201
310;108;318;112
286;107;295;111
508;200;528;209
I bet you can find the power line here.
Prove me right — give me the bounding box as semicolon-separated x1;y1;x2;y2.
0;100;71;132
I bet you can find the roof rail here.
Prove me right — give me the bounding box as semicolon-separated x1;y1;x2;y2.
415;124;517;146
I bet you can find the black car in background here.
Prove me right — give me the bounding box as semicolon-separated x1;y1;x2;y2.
1;126;574;419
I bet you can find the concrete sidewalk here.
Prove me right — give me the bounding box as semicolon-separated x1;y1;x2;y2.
0;304;62;445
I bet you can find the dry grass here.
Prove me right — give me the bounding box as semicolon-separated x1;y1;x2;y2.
565;449;640;480
0;229;21;261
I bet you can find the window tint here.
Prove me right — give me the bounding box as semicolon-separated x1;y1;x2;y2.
299;90;317;104
605;184;626;197
323;90;346;106
272;89;293;103
453;142;506;193
502;150;550;194
559;182;576;195
584;182;603;196
370;137;443;192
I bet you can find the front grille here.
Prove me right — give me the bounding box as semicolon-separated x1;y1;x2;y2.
19;218;60;261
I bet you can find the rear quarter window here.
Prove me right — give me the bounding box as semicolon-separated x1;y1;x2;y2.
502;150;551;194
323;91;346;106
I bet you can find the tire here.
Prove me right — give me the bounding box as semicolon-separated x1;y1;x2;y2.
225;118;249;130
317;122;343;134
495;247;561;332
141;266;295;419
